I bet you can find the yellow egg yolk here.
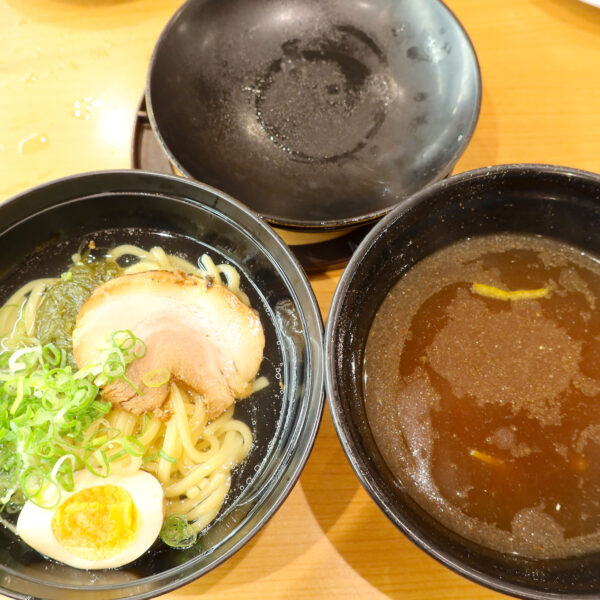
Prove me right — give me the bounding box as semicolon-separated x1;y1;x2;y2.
51;485;139;560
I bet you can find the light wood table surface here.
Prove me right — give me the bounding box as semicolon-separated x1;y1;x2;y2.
1;0;600;598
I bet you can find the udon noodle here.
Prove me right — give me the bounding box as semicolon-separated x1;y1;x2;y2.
0;243;266;537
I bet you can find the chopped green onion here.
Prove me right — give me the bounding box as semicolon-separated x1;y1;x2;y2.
132;338;146;359
35;441;58;459
30;480;60;510
142;451;160;464
160;515;197;549
122;435;145;458
69;380;96;411
107;450;126;463
84;449;110;478
87;427;120;450
50;454;78;492
45;368;75;392
91;400;112;416
110;330;136;351
20;467;44;500
41;344;62;369
121;375;142;396
142;368;170;388
0;329;152;509
8;377;25;415
98;330;146;396
103;352;126;379
0;342;110;507
159;450;176;464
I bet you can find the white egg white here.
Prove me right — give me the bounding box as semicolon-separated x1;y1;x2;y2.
16;469;164;570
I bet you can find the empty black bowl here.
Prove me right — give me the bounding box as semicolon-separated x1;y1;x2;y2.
0;171;324;600
326;164;600;598
147;0;481;231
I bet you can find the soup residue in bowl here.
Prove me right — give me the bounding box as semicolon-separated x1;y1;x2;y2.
364;233;600;558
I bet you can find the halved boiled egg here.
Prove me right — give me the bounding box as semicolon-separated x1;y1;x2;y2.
16;470;164;570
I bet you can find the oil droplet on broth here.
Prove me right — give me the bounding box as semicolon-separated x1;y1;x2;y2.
18;133;49;155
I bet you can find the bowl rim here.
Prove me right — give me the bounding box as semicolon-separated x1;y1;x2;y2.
0;169;325;600
325;162;600;600
145;0;483;232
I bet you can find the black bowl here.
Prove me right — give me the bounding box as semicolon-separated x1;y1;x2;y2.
325;164;600;599
0;171;324;600
146;0;480;232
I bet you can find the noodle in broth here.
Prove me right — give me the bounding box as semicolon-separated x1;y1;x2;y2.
0;243;265;540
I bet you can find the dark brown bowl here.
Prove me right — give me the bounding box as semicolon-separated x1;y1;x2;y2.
146;0;480;232
326;164;600;598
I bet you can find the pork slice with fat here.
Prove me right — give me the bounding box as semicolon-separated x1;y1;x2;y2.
72;270;265;419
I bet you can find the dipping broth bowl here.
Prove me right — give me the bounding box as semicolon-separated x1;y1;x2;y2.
146;0;481;235
325;164;600;599
0;171;324;600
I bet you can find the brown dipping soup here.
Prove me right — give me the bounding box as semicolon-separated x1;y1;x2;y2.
364;234;600;558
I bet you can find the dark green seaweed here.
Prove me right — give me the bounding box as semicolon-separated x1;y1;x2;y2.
35;255;121;367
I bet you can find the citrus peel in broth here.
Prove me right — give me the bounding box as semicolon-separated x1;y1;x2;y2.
471;282;550;301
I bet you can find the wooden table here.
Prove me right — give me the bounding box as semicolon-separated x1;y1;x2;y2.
1;0;599;598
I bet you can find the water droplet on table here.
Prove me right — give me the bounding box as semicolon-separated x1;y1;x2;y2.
18;133;49;155
21;72;37;84
72;96;104;119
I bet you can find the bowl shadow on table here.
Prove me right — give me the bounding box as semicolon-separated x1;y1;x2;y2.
300;411;496;599
179;410;363;595
157;413;480;598
184;526;272;591
298;410;362;533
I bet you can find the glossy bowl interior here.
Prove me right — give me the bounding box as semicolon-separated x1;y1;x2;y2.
147;0;480;230
0;171;324;600
326;164;600;599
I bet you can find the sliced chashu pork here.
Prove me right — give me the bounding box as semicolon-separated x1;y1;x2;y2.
72;270;265;419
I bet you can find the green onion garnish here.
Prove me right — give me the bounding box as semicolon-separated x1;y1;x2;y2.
0;341;110;507
97;330;146;395
160;515;197;549
142;367;170;388
0;330;152;509
122;435;145;458
159;450;177;464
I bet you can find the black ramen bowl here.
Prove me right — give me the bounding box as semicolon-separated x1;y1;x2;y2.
146;0;481;233
326;164;600;599
0;171;324;600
